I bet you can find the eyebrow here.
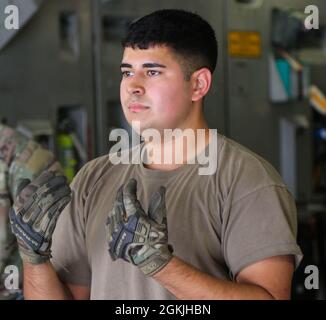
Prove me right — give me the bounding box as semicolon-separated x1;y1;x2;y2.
120;63;167;69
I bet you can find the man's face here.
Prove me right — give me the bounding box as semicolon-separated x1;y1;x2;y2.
120;46;193;134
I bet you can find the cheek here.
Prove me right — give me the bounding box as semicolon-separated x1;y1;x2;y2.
153;83;190;116
120;82;126;103
120;83;129;114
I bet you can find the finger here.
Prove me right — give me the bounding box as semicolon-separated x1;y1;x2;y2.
31;171;57;189
107;185;124;227
45;160;65;176
106;209;115;243
15;183;37;209
21;201;43;226
34;176;68;200
147;186;167;225
16;175;68;222
114;185;125;223
122;179;141;218
30;187;71;230
33;202;60;234
17;182;69;226
14;186;37;218
17;178;31;195
42;195;72;238
36;185;71;214
106;186;124;240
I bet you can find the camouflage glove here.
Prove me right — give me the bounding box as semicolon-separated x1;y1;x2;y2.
9;171;71;265
106;179;173;276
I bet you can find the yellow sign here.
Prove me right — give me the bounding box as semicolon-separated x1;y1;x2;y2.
228;31;262;58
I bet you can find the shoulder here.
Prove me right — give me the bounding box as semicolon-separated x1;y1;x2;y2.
0;124;28;165
71;144;140;193
71;154;114;191
216;134;287;202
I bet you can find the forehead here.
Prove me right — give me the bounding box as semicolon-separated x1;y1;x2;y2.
121;46;179;66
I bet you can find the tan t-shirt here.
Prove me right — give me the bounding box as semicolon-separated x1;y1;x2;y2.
51;133;303;299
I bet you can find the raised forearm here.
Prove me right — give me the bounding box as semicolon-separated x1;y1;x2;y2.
8;170;73;299
23;261;72;300
153;256;274;300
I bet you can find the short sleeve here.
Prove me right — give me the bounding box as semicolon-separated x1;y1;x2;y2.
222;185;303;280
51;166;91;287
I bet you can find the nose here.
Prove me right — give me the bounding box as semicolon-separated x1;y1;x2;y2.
127;78;145;96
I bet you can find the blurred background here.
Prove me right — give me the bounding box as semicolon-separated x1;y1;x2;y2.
0;0;326;299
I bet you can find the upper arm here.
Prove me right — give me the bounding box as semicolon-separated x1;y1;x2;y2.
235;255;295;300
66;283;91;300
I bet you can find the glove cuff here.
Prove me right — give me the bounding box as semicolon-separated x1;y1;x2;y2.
138;245;173;277
18;244;51;265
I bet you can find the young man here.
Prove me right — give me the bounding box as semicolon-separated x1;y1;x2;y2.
0;124;66;299
13;9;302;300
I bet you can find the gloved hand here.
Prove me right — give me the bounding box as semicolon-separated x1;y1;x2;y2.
9;170;71;264
106;179;173;276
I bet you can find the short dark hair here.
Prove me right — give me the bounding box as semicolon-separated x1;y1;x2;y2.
122;9;218;80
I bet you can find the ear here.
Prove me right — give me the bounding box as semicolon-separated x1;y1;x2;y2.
191;68;212;102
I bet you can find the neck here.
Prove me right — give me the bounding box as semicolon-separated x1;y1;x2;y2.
142;112;211;171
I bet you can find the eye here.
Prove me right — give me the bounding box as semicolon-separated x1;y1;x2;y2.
147;70;161;77
121;70;133;78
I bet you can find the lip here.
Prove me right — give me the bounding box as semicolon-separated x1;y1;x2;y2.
128;103;150;113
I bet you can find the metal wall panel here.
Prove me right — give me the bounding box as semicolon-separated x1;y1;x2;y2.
226;0;326;201
0;0;95;157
